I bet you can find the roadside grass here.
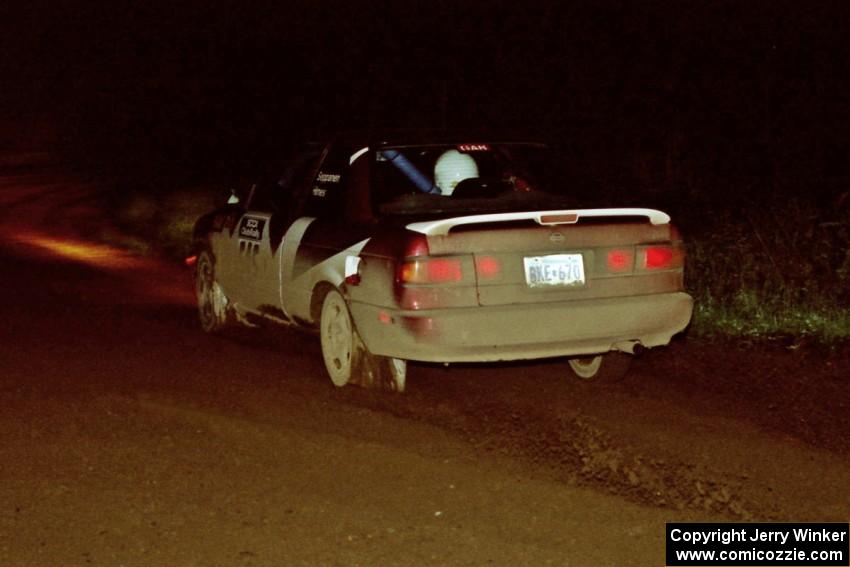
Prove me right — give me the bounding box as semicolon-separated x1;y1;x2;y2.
682;197;850;345
109;185;850;345
693;296;850;345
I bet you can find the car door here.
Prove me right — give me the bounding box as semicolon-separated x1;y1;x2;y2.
232;207;274;311
279;143;375;322
231;150;325;316
208;181;272;313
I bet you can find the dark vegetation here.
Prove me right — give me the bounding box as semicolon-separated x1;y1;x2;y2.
677;196;850;343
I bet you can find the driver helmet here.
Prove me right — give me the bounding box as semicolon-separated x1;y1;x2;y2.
434;149;479;196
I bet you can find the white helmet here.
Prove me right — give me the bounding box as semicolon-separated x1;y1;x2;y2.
434;149;479;196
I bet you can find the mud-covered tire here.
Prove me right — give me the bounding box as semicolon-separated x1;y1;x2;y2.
195;250;230;333
319;289;407;392
568;352;632;383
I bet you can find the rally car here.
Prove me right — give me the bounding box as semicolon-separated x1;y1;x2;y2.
191;134;693;392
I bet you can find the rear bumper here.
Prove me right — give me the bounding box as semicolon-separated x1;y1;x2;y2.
351;292;693;363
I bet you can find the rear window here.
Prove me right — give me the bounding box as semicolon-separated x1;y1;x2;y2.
372;143;574;216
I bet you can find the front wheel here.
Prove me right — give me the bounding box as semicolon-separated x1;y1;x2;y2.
319;290;407;392
195;251;230;333
567;352;632;383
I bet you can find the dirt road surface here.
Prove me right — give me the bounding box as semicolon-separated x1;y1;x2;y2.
1;160;848;566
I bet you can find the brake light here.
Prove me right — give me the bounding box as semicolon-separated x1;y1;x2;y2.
475;255;501;279
606;249;633;272
642;246;680;270
400;258;463;283
428;258;463;282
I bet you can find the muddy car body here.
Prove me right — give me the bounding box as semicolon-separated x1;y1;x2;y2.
192;135;693;391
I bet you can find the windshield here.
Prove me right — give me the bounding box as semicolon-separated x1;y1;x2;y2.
372;143;573;216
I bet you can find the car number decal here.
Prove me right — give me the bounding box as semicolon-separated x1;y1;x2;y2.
238;217;265;241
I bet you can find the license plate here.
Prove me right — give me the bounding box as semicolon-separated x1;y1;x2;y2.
523;254;585;288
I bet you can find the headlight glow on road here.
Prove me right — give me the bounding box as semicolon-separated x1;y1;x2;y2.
8;230;144;269
4;228;197;306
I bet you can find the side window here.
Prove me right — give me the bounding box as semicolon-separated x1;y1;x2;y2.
248;181;279;213
273;151;322;219
303;146;349;219
249;151;321;215
279;151;323;198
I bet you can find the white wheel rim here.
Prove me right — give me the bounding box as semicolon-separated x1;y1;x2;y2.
196;255;216;331
321;292;353;387
389;358;407;393
569;355;603;379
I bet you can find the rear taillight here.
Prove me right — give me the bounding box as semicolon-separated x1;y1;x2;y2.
474;255;502;279
399;258;463;283
640;246;683;270
606;249;633;273
645;247;673;269
397;234;465;284
395;234;476;310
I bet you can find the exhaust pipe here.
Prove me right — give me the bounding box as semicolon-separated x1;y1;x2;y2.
613;340;646;356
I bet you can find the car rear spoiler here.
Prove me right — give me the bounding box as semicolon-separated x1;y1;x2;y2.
406;208;671;236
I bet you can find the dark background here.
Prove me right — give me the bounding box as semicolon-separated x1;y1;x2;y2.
3;0;849;202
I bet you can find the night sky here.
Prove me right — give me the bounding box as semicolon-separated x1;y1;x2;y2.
4;0;849;199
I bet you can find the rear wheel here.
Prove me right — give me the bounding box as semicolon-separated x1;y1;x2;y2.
568;352;632;383
319;289;407;392
195;250;230;333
